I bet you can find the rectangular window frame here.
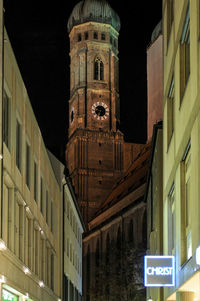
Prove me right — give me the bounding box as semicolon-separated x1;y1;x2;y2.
16;119;22;171
180;5;190;103
25;142;31;189
3;90;11;150
168;183;175;255
34;161;38;203
40;178;44;215
180;140;192;264
167;75;174;147
46;190;49;224
166;0;174;46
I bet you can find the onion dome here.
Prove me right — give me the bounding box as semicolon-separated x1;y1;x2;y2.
67;0;120;33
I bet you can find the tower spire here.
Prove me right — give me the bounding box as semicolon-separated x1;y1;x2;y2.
66;0;123;223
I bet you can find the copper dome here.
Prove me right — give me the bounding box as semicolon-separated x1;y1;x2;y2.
67;0;120;33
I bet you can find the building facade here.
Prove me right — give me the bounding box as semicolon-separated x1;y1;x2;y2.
145;122;163;301
145;21;163;301
0;25;62;300
146;0;200;300
0;5;86;301
48;152;85;301
65;0;143;224
63;177;85;301
163;0;200;300
83;143;151;301
147;21;163;142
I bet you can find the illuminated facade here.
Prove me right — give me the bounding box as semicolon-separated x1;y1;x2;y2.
47;152;85;301
0;25;62;300
145;21;163;301
62;178;85;301
153;0;200;300
0;4;85;301
65;0;143;224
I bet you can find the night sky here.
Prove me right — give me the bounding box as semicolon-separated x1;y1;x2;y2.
3;0;162;163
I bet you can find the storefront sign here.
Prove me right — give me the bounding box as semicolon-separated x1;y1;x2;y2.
2;289;18;301
144;255;175;287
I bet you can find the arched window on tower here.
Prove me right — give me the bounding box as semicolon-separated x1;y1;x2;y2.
142;210;147;248
116;227;121;271
106;233;110;266
128;219;135;245
94;57;104;81
95;239;100;268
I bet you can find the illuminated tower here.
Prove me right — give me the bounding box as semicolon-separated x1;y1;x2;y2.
66;0;139;223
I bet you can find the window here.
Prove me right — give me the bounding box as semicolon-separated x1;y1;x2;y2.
19;204;24;261
94;57;104;81
128;219;134;244
24;215;28;266
67;201;69;219
40;178;44;215
34;162;37;202
181;141;192;264
28;218;32;269
40;237;45;280
47;247;50;286
51;201;53;232
26;143;30;188
3;91;10;149
34;228;39;275
167;76;174;146
168;184;175;254
166;0;174;45
14;200;20;256
2;184;10;248
101;33;105;40
84;32;88;40
51;253;54;291
180;5;190;102
70;243;72;261
67;238;69;257
78;33;82;42
16;120;22;171
93;31;98;39
46;190;49;224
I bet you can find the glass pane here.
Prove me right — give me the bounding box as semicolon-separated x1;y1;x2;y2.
187;231;192;259
186;178;190;227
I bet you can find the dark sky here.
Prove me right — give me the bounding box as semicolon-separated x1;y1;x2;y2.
3;0;162;163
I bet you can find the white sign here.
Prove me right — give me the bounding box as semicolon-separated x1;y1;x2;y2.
144;255;175;287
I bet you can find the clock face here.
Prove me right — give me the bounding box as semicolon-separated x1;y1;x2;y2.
92;102;109;120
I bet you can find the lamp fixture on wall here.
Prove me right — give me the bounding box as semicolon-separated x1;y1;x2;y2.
0;275;6;283
0;239;6;250
39;281;44;287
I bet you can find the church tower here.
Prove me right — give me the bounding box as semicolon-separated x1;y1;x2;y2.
66;0;138;223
